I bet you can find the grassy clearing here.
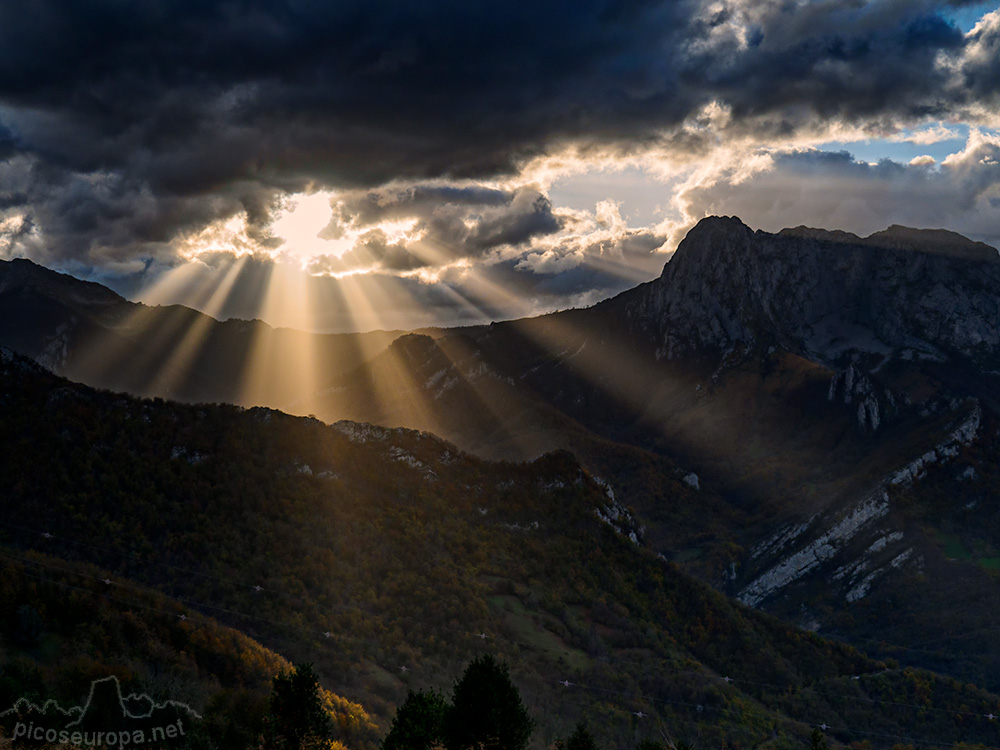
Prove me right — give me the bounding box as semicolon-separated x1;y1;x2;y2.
933;530;972;561
488;594;591;673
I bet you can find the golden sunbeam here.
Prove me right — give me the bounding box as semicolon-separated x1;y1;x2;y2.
195;256;250;320
236;261;321;410
395;266;594;459
73;274;215;400
306;276;363;410
274;266;321;415
137;261;223;312
428;331;534;457
444;265;535;322
153;256;250;397
238;263;290;406
282;277;366;420
427;271;507;325
516;308;662;421
331;273;442;431
400;235;463;271
336;271;431;335
460;263;662;420
68;251;300;406
225;259;274;407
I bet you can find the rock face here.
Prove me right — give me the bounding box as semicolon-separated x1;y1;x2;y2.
612;217;1000;614
626;216;1000;368
738;490;891;608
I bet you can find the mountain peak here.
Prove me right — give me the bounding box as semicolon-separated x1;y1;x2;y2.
693;215;752;233
661;215;753;278
388;332;439;360
864;225;999;261
0;257;126;307
633;217;1000;366
777;225;863;244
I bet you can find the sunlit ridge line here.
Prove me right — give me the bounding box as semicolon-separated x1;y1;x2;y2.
324;272;462;426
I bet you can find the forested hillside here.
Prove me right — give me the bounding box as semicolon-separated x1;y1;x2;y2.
2;348;1000;748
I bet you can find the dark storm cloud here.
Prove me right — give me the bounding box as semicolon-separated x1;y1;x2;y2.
0;0;691;185
0;121;16;161
325;186;513;231
343;228;423;273
700;10;963;122
0;0;996;266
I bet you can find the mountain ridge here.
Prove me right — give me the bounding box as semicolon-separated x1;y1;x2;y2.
292;216;1000;693
5;217;1000;712
4;345;1000;749
0;256;412;407
776;222;999;261
625;215;1000;369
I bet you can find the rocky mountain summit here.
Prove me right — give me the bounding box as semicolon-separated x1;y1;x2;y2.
592;218;1000;687
625;216;1000;370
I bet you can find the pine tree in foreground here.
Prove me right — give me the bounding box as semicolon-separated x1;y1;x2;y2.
264;663;333;750
381;688;448;750
555;722;599;750
444;654;534;750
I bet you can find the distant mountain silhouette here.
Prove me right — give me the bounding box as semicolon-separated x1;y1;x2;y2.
0;257;414;410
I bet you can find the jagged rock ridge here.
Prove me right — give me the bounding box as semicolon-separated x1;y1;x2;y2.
626;216;1000;368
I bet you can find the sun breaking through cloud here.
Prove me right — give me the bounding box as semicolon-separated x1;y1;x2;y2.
0;0;997;331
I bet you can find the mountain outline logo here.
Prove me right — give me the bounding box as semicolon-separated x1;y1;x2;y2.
0;675;201;747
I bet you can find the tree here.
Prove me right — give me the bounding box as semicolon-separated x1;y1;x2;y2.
445;655;534;750
556;723;599;750
14;604;44;647
266;663;333;750
382;689;448;750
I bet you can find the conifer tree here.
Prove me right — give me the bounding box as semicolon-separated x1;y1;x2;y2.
444;655;534;750
382;689;448;750
556;722;598;750
266;663;333;750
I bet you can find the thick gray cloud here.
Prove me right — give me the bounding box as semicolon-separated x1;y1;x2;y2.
677;131;1000;246
956;10;1000;105
316;185;565;272
0;0;997;272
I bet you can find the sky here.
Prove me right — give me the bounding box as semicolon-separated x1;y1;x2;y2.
0;0;998;332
